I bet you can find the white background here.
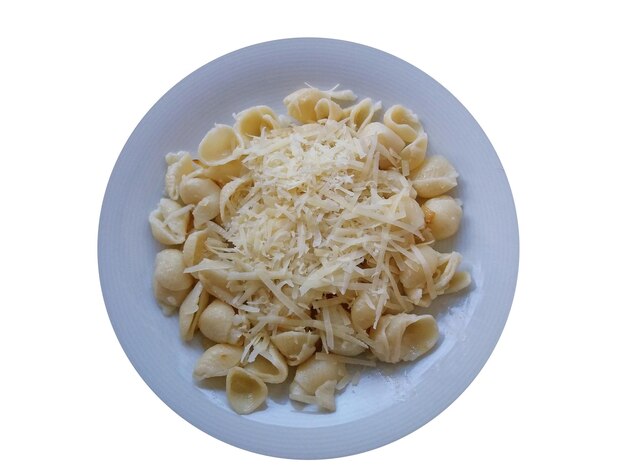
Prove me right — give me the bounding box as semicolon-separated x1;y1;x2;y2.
1;1;624;468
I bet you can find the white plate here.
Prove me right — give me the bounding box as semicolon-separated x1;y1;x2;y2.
98;38;518;459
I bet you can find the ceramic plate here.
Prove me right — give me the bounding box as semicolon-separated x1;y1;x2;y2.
98;38;518;459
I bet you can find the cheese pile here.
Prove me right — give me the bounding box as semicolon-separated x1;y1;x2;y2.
190;119;439;351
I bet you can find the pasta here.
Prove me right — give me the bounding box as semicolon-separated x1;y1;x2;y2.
422;195;463;240
346;98;381;130
148;85;471;414
194;344;244;380
370;313;438;363
149;198;191;245
289;357;347;411
410;155;459;198
179;282;209;341
197;299;248;345
244;343;289;384
234;105;278;141
154;249;194;291
226;367;268;414
270;331;319;366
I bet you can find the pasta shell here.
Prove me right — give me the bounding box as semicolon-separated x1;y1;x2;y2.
398;245;439;290
314;380;338;412
283;86;356;123
433;252;463;293
445;271;472;294
359;122;405;169
244;344;289;384
148;198;191;245
226;367;267;415
325;306;367;357
422;196;462;240
197;267;237;305
410;155;458;198
204;160;246;186
182;229;209;269
291;357;347;395
182;226;227;270
313;98;344;122
193;344;243;380
219;174;253;224
383;105;423;144
284;87;327;123
198;299;247;345
400;132;428;171
358;122;405;155
347;98;381;130
399;197;426;233
198;125;244;185
350;292;376;330
179;282;210;341
270;331;319;366
234;105;278;141
370;313;439;363
164;151;195;201
153;278;190;315
154;249;194;291
179;175;220;206
192;191;220;229
198;124;240;163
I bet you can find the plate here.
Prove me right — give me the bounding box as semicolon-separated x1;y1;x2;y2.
98;38;518;459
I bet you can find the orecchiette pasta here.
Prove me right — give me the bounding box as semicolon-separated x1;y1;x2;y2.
226;367;268;415
149;85;471;415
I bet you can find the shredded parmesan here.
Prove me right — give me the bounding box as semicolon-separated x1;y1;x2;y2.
203;119;433;329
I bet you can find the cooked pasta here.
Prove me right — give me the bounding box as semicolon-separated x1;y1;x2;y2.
148;85;471;414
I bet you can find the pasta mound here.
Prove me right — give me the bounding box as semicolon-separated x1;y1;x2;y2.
149;86;471;414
